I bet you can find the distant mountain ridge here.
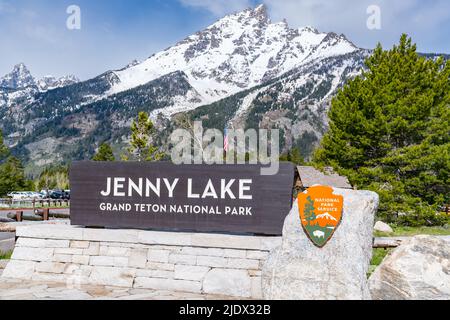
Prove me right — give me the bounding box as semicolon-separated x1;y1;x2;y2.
0;5;448;175
0;63;79;91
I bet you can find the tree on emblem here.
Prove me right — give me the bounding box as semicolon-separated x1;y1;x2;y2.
304;196;316;226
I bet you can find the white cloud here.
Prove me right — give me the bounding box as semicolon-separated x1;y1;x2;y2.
179;0;252;16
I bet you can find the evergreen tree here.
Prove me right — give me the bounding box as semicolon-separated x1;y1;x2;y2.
0;129;9;162
123;111;164;162
0;132;31;196
303;196;316;225
35;166;69;191
279;147;305;165
314;35;450;226
92;143;115;161
0;157;30;196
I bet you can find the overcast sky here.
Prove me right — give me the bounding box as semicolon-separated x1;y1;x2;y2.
1;0;449;80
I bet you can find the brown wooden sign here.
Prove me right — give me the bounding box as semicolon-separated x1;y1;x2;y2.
69;162;295;235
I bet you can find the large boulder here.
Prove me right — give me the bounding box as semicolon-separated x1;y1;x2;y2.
369;235;450;300
374;221;393;233
262;188;379;300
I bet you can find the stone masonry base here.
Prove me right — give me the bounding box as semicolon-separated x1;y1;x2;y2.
1;225;281;298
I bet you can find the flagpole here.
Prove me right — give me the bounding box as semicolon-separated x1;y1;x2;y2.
223;127;228;162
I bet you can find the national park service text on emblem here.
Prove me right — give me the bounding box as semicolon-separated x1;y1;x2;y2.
298;185;343;247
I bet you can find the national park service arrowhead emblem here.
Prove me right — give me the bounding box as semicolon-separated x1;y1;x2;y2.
298;186;343;248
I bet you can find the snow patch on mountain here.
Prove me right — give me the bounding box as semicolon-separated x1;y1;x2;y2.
234;87;267;119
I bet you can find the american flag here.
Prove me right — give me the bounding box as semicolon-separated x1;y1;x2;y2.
223;128;229;152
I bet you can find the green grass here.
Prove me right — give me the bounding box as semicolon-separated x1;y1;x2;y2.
368;248;393;277
374;225;450;237
371;248;392;266
0;251;12;260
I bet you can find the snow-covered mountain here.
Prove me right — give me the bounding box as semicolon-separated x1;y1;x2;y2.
107;4;357;115
0;63;79;91
0;63;36;89
0;63;79;116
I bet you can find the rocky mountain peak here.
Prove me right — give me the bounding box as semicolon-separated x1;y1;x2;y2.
300;26;319;34
250;4;270;22
14;63;28;72
207;3;270;31
320;32;357;50
0;63;36;89
37;75;79;91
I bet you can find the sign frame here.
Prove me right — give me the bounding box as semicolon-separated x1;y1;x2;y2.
69;161;295;236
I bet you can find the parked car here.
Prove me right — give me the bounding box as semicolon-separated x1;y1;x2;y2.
8;191;42;200
49;190;64;199
7;192;28;200
40;190;52;198
62;190;70;200
27;192;45;200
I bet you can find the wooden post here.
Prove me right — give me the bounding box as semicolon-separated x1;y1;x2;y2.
16;210;23;222
43;208;49;221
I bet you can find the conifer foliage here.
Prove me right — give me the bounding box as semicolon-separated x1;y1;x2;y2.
279;147;305;165
92;143;115;161
35;166;69;191
0;129;9;161
314;35;450;226
0;130;31;196
123;111;164;162
303;196;316;225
